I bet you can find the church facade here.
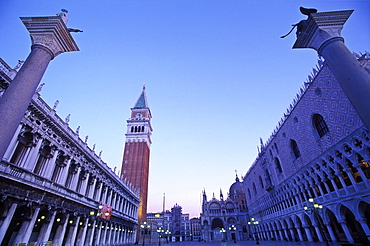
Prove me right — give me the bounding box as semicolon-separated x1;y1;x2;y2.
0;58;140;246
201;175;249;242
243;52;370;245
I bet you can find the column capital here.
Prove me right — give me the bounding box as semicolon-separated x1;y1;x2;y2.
20;16;79;59
293;10;353;54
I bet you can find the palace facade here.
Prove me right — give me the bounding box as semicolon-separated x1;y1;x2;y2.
0;58;140;246
243;52;370;245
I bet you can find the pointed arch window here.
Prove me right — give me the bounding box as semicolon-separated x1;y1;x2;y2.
274;157;283;173
290;139;301;159
259;175;264;189
313;114;329;138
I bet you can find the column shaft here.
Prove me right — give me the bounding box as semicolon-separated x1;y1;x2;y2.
0;203;18;244
0;47;52;160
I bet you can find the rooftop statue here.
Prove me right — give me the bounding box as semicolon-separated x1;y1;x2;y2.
280;7;318;38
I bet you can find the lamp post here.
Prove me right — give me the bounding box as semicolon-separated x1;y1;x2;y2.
220;228;226;242
140;221;150;246
303;198;330;246
229;224;237;243
164;230;171;243
156;227;164;245
248;218;260;245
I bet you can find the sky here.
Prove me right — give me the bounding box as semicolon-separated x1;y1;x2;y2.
1;0;369;218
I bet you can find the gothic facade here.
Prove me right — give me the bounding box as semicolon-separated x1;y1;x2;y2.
201;176;249;242
0;58;140;246
243;52;370;245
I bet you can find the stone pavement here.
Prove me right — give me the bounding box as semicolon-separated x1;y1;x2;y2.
130;240;341;246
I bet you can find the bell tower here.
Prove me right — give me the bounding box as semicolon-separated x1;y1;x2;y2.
121;85;152;225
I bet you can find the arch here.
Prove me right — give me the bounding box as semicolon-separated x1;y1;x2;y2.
313;113;329;138
211;218;224;230
335;204;368;243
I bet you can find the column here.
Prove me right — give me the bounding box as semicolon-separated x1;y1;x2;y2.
100;223;108;245
313;224;324;242
303;226;313;241
65;216;80;246
75;218;88;246
53;213;70;246
297;227;304;242
79;171;89;195
37;210;57;243
0;14;79;160
358;218;370;242
86;220;96;246
59;158;72;185
325;222;337;242
289;228;295;241
283;228;290;241
24;135;43;171
293;9;370;131
278;229;284;241
2;124;23;161
44;147;59;178
0;203;18;244
94;221;102;246
338;220;354;243
70;165;81;191
13;207;40;244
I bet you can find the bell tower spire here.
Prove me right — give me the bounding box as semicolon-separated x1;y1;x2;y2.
120;85;153;231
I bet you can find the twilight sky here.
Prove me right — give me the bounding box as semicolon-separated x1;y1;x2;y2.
1;0;369;217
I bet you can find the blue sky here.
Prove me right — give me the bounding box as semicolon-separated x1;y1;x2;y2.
1;0;369;217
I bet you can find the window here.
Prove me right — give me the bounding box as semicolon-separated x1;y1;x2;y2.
259;175;264;189
10;132;33;165
290;139;301;159
313;114;329;138
275;157;283;173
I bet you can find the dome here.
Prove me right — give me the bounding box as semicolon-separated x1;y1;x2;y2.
229;174;244;196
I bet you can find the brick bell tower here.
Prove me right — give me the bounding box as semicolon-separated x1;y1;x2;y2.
121;85;152;227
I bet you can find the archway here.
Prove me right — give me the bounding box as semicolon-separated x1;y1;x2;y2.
340;205;367;243
211;218;224;241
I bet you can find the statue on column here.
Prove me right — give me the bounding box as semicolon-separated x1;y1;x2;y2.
280;7;318;38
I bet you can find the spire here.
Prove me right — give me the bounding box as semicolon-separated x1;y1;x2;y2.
220;188;224;201
133;84;149;108
235;169;240;182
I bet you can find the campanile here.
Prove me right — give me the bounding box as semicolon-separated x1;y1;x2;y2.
121;85;152;225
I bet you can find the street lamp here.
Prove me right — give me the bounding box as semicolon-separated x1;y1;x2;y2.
220;228;226;242
248;217;260;245
156;227;164;245
140;221;150;246
303;198;330;246
164;230;171;243
229;224;237;243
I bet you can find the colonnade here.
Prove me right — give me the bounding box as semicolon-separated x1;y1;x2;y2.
0;200;136;246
